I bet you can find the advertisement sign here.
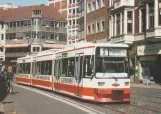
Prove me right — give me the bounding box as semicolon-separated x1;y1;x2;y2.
137;43;161;56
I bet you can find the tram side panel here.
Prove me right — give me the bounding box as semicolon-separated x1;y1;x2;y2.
16;57;32;85
31;54;53;90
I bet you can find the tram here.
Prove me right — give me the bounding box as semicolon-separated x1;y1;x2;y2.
16;43;131;103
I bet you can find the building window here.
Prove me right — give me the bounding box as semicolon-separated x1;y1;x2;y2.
73;20;75;25
96;0;101;9
91;23;95;34
127;11;132;34
87;3;91;13
116;14;120;35
96;22;100;33
101;0;105;7
69;0;72;4
141;8;146;32
122;12;124;34
79;0;84;12
101;20;105;31
87;25;91;35
69;20;72;25
159;0;161;25
149;3;154;28
1;23;4;28
1;34;4;40
91;1;96;12
73;9;75;14
113;16;115;36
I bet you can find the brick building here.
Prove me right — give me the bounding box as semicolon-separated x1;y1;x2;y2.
86;0;108;42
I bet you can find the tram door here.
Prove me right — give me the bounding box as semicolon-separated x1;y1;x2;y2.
75;54;84;95
55;58;62;90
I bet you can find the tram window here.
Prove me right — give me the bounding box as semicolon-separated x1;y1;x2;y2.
19;63;30;74
61;58;75;77
62;59;68;77
46;61;52;75
84;56;93;77
68;58;75;77
35;61;52;75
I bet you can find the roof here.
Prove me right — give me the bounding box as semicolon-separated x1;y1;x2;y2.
0;4;66;21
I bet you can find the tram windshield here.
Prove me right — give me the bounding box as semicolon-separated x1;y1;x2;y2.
95;47;128;78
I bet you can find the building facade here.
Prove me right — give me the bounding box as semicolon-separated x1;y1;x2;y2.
134;0;161;83
0;4;67;72
109;0;135;44
78;0;86;42
86;0;108;42
49;0;79;44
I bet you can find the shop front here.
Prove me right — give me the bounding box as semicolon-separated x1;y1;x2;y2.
137;43;161;83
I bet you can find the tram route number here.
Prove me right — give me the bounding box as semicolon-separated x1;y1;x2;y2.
61;78;73;84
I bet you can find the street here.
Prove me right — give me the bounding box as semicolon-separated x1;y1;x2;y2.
2;83;161;114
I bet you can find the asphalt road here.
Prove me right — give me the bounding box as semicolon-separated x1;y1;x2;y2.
3;84;161;114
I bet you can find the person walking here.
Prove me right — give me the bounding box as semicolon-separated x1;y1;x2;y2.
144;66;151;85
5;66;13;94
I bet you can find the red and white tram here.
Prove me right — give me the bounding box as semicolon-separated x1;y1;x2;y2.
16;43;131;103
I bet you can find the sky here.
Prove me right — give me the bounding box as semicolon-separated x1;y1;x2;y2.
0;0;49;6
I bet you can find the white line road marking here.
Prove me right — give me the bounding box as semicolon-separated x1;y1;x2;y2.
14;84;105;114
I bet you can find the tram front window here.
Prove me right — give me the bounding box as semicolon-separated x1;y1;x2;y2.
95;57;127;78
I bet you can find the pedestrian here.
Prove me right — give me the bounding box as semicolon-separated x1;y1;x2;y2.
5;66;13;94
144;66;151;85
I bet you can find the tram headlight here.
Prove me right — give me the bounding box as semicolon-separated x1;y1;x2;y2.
125;82;129;86
98;82;105;86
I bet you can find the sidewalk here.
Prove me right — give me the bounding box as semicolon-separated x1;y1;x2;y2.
131;82;161;90
0;94;16;114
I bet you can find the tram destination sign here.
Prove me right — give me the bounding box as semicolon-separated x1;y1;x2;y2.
100;48;127;57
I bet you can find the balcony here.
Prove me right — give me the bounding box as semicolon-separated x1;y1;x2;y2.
5;38;66;45
110;0;134;10
6;26;67;33
111;34;134;44
5;52;27;57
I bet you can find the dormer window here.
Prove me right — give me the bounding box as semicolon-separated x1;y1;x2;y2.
32;10;42;17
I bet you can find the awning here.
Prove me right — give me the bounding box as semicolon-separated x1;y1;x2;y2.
42;44;65;49
4;44;28;48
